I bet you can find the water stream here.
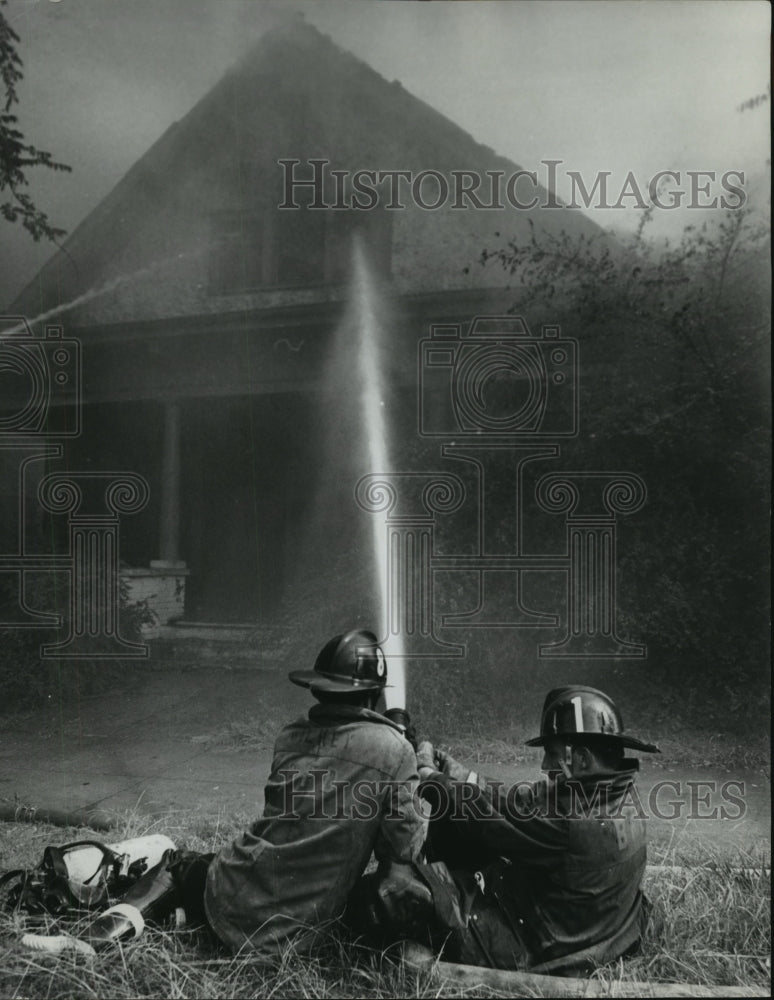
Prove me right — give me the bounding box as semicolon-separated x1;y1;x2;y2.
351;237;406;711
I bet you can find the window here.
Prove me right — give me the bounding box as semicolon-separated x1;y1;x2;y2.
274;205;326;286
208;210;267;295
208;204;392;295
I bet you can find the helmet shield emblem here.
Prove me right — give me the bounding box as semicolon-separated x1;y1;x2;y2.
526;686;659;753
289;629;388;693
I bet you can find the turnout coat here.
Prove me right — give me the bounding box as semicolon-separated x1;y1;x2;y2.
204;703;425;955
420;765;649;974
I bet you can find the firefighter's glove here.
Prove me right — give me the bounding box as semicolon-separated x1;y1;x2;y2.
435;749;473;784
416;741;437;781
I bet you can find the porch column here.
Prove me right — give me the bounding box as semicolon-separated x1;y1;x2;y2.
156;400;183;566
140;399;188;632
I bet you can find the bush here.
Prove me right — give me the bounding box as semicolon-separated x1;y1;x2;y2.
478;206;770;716
0;570;154;713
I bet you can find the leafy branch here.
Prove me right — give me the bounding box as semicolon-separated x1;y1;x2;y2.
480;203;768;400
0;0;72;242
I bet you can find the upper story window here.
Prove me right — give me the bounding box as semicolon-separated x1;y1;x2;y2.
208;200;392;296
208;210;266;295
275;204;326;287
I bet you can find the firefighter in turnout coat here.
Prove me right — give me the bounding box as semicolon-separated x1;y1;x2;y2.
399;686;660;974
203;629;426;956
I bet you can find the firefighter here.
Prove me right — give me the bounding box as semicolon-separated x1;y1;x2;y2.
201;628;427;956
39;629;425;957
387;686;660;974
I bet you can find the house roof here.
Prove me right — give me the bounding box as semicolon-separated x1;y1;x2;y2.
9;17;609;329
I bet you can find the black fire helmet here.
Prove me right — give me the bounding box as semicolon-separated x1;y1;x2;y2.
525;685;660;753
289;629;387;694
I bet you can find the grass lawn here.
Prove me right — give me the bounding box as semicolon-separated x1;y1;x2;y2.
0;656;769;996
0;810;770;999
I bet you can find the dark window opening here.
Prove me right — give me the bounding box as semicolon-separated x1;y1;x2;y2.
209;202;392;296
208;210;266;295
275;205;326;286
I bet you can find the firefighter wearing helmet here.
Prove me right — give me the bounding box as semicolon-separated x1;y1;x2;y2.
526;685;659;780
202;629;426;957
289;628;388;697
371;685;659;975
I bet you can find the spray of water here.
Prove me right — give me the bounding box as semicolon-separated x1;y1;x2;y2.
1;248;208;338
351;237;406;712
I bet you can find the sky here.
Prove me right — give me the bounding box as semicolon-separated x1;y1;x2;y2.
0;0;770;307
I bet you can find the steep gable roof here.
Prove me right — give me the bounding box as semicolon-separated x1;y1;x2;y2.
9;18;607;327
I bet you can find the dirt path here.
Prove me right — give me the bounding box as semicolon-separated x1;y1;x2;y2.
1;667;769;858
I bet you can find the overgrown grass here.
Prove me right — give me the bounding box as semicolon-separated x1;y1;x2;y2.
634;844;770;989
0;814;770;998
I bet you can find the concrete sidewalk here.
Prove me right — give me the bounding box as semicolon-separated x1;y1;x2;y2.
1;667;770;857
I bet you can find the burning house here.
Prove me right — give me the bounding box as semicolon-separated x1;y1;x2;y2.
4;19;606;642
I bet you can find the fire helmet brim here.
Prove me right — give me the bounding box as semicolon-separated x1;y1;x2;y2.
525;732;660;753
289;669;387;693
